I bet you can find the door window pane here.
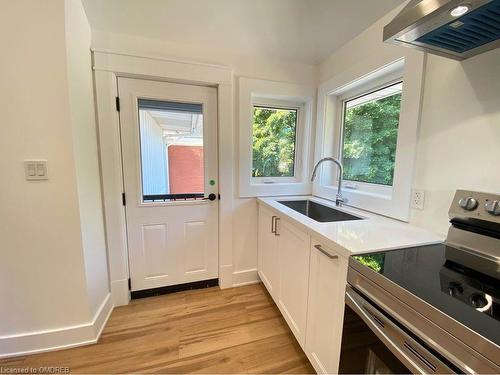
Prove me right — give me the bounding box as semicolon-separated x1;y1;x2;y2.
138;99;204;202
341;82;402;186
252;106;298;178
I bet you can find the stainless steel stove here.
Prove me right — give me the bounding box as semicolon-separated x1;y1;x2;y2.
339;190;500;374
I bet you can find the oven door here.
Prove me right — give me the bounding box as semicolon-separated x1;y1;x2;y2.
339;286;455;374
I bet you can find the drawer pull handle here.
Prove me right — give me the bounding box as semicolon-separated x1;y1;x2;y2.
314;244;338;259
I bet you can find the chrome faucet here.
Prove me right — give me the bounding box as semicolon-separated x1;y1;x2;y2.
311;157;347;207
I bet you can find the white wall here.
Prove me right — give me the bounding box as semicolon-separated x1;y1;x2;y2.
92;30;317;85
318;6;500;235
90;30;317;285
0;0;90;336
411;51;500;234
64;0;110;318
0;0;111;357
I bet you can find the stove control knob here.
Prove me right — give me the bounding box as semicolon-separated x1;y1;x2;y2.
470;293;488;309
485;200;500;216
458;197;478;211
448;282;463;297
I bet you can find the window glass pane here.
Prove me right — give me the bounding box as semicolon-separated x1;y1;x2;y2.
252;106;297;178
341;82;402;186
138;99;204;202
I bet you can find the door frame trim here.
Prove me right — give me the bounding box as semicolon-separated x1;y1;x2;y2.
93;51;234;306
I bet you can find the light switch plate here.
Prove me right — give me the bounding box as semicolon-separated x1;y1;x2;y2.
24;160;48;180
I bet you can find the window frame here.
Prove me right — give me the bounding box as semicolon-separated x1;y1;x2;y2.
238;77;315;198
313;56;425;221
251;98;305;184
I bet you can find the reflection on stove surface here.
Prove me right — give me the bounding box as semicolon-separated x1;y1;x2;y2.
440;254;499;321
352;243;500;346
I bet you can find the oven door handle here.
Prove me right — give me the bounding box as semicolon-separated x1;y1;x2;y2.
345;286;454;374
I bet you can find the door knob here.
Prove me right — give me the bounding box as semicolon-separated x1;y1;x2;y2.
204;193;217;201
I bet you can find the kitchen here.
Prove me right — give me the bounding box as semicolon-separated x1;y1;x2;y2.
0;0;499;373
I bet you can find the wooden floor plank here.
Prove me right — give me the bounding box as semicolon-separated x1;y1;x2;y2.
0;283;315;374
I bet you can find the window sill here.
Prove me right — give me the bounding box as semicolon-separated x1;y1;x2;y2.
324;184;393;200
239;181;311;198
314;183;409;221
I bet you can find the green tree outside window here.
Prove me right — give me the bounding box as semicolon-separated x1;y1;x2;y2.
252;107;297;178
342;91;402;186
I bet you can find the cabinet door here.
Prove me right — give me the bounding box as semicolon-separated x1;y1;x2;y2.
257;206;279;300
305;240;348;374
276;218;310;348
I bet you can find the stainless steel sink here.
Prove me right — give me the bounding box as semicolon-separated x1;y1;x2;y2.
278;200;363;223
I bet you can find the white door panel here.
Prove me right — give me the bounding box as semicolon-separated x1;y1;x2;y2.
184;221;208;273
142;223;170;278
119;78;218;292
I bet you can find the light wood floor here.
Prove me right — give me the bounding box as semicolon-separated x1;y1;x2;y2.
1;283;315;374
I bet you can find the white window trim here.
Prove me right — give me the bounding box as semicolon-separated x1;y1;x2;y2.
313;56;426;221
239;77;315;197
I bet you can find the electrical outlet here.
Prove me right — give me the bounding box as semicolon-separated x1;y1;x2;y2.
411;189;425;210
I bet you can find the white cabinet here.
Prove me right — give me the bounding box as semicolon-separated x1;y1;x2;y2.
276;218;310;347
305;240;348;374
257;203;348;370
257;206;279;299
257;205;311;348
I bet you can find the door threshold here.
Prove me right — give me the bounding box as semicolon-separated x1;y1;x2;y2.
131;278;219;299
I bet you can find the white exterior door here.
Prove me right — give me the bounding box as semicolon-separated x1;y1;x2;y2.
118;78;218;292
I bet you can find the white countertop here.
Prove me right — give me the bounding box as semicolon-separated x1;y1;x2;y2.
258;196;444;258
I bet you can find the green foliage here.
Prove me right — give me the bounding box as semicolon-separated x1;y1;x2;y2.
252;107;297;177
342;94;401;186
353;254;386;273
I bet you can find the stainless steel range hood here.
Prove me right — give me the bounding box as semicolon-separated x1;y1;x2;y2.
383;0;500;60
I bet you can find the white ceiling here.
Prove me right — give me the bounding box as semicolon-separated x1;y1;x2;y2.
82;0;402;65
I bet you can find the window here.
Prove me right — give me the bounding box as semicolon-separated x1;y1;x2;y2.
238;77;315;197
138;99;205;202
314;57;426;221
252;106;298;178
341;82;403;186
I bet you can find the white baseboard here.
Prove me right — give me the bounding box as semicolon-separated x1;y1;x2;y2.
111;278;130;306
93;293;114;339
219;264;233;289
232;268;260;287
0;293;113;359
